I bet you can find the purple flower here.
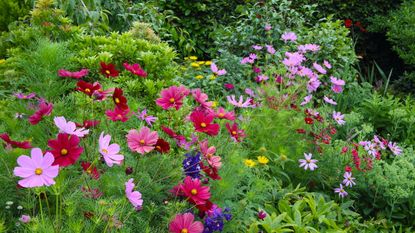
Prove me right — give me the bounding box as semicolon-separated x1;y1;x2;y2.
281;32;297;42
282;52;305;67
264;24;272;31
252;45;263;50
265;45;276;54
332;111;345;125
19;215;31;223
14;93;36;99
300;95;312;106
307;78;321;93
323;96;337;105
299;153;318;171
211;63;226;76
245;88;256;98
388;142;402;156
324;60;332;69
255;74;269;83
334;184;348;198
330;76;346;93
342;172;356;187
125;178;143;210
136;109;157;127
313;62;327;74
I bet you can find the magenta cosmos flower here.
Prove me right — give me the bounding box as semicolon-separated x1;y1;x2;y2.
334;184;348;198
54;116;89;137
180;176;211;205
28;101;53;125
192;89;213;109
19;215;31;223
13;148;59;188
332;111;346;125
58;68;89;79
125;178;143;210
200;140;221;169
105;107;130;122
99;132;124;167
169;213;204;233
330;76;346;93
123;62;147;77
298;153;318;171
156;85;189;110
127;127;158;155
215;107;235;121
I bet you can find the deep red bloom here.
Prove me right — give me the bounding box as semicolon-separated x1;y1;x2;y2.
189;111;219;136
315;114;324;122
28;101;53;125
81;161;100;179
123;62;147;77
154;138;170;153
76;81;102;97
304;117;314;124
0;133;32;149
341;146;349;154
224;83;234;90
76;120;100;129
105;107;130;122
296;129;306;134
48;133;83;167
180;176;211;205
195;200;214;216
200;163;221;180
225;122;246;142
112;88;128;110
100;62;119;78
345;165;352;172
329;127;337;135
344;19;353;28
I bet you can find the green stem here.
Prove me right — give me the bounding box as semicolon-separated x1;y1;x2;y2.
39;194;44;224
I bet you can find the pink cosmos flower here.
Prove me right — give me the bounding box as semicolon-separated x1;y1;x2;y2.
240;57;254;64
135;109;157;127
307;78;321;93
14;93;36;99
264;24;272;31
323;96;337;105
332;111;346;125
282;52;305;67
192;89;213;109
125;178;143;210
224;83;234;90
123;62;147;77
28;101;53;125
323;60;332;69
127;127;158;155
58;68;89;79
19;215;31;223
13;148;59;188
169;213;204;233
156;85;189;110
330;76;346;93
54;116;89;137
227;95;253;108
334;184;348;198
105;107;130;122
255;74;269;83
211;63;226;76
388;142;402;156
252;45;263;50
99;132;124;167
189;111;220;136
298;44;320;53
313;62;326;74
298;153;318;171
200;140;221;169
245;88;257;98
253;66;261;73
180;176;211;205
342;172;356;187
265;45;276;54
300;95;312;106
215;107;235;121
281;32;297;42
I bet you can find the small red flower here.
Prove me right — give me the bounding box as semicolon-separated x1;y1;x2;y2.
154;138;170;153
345;165;352;172
225;122;246;142
47;133;84;167
81;161;100;180
105;107;130;122
190;111;220;136
341;146;349;154
344;19;353;28
100;62;119;78
123;62;147;77
112;88;128;110
0;133;32;149
76;120;100;129
28;101;53;125
296;129;306;134
200;163;221;180
76;81;101;97
304;117;314;124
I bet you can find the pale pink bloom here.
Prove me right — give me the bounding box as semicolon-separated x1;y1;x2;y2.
54;116;89;137
313;62;326;74
295;66;314;78
364;142;378;157
192;89;213;109
282;52;305;67
330;76;346;93
240;57;254;64
211;63;226;76
99;132;124;167
281;32;297;42
125;178;143;210
342;172;356;187
332;111;346;125
373;135;386;150
334;184;348;198
135;109;157;127
13;148;59;188
227;95;253;108
388;142;402;156
300;95;312;106
323;96;337;105
307;78;321;92
255;74;269;83
265;45;276;54
19;215;31;223
298;153;318;171
14;93;36;99
249;53;257;60
127;127;158;155
298;44;320;53
252;45;263;50
264;24;272;31
245;88;257;98
200;139;221;169
323;60;332;69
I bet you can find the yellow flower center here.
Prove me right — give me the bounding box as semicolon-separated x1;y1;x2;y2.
85;88;91;93
181;229;188;233
191;189;198;195
200;122;207;128
169;98;175;103
117;114;122;119
156;146;161;150
105;70;110;74
207;153;213;159
86;168;92;174
102;149;108;154
61;148;68;155
218;113;224;118
115;98;120;103
232;131;237;135
140;139;145;145
35;168;43;175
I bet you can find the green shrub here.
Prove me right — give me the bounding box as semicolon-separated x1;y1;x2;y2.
0;0;31;32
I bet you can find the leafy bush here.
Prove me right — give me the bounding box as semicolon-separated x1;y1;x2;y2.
0;0;31;32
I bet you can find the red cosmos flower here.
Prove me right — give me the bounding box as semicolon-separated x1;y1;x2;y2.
112;88;128;110
100;62;119;78
154;138;170;153
123;62;147;77
225;122;246;142
76;81;101;97
0;133;32;149
195;200;214;216
345;165;352;172
200;163;221;180
75;120;100;129
341;146;349;154
47;133;83;167
81;161;100;180
105;107;130;122
28;101;53;125
161;126;186;142
189;111;220;136
180;176;211;205
344;19;353;28
304;117;314;124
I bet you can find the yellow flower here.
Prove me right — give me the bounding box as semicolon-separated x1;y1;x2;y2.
257;156;269;165
244;159;256;167
189;56;198;60
205;61;212;65
191;62;200;68
211;101;218;108
198;61;205;65
195;75;204;80
209;74;216;80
